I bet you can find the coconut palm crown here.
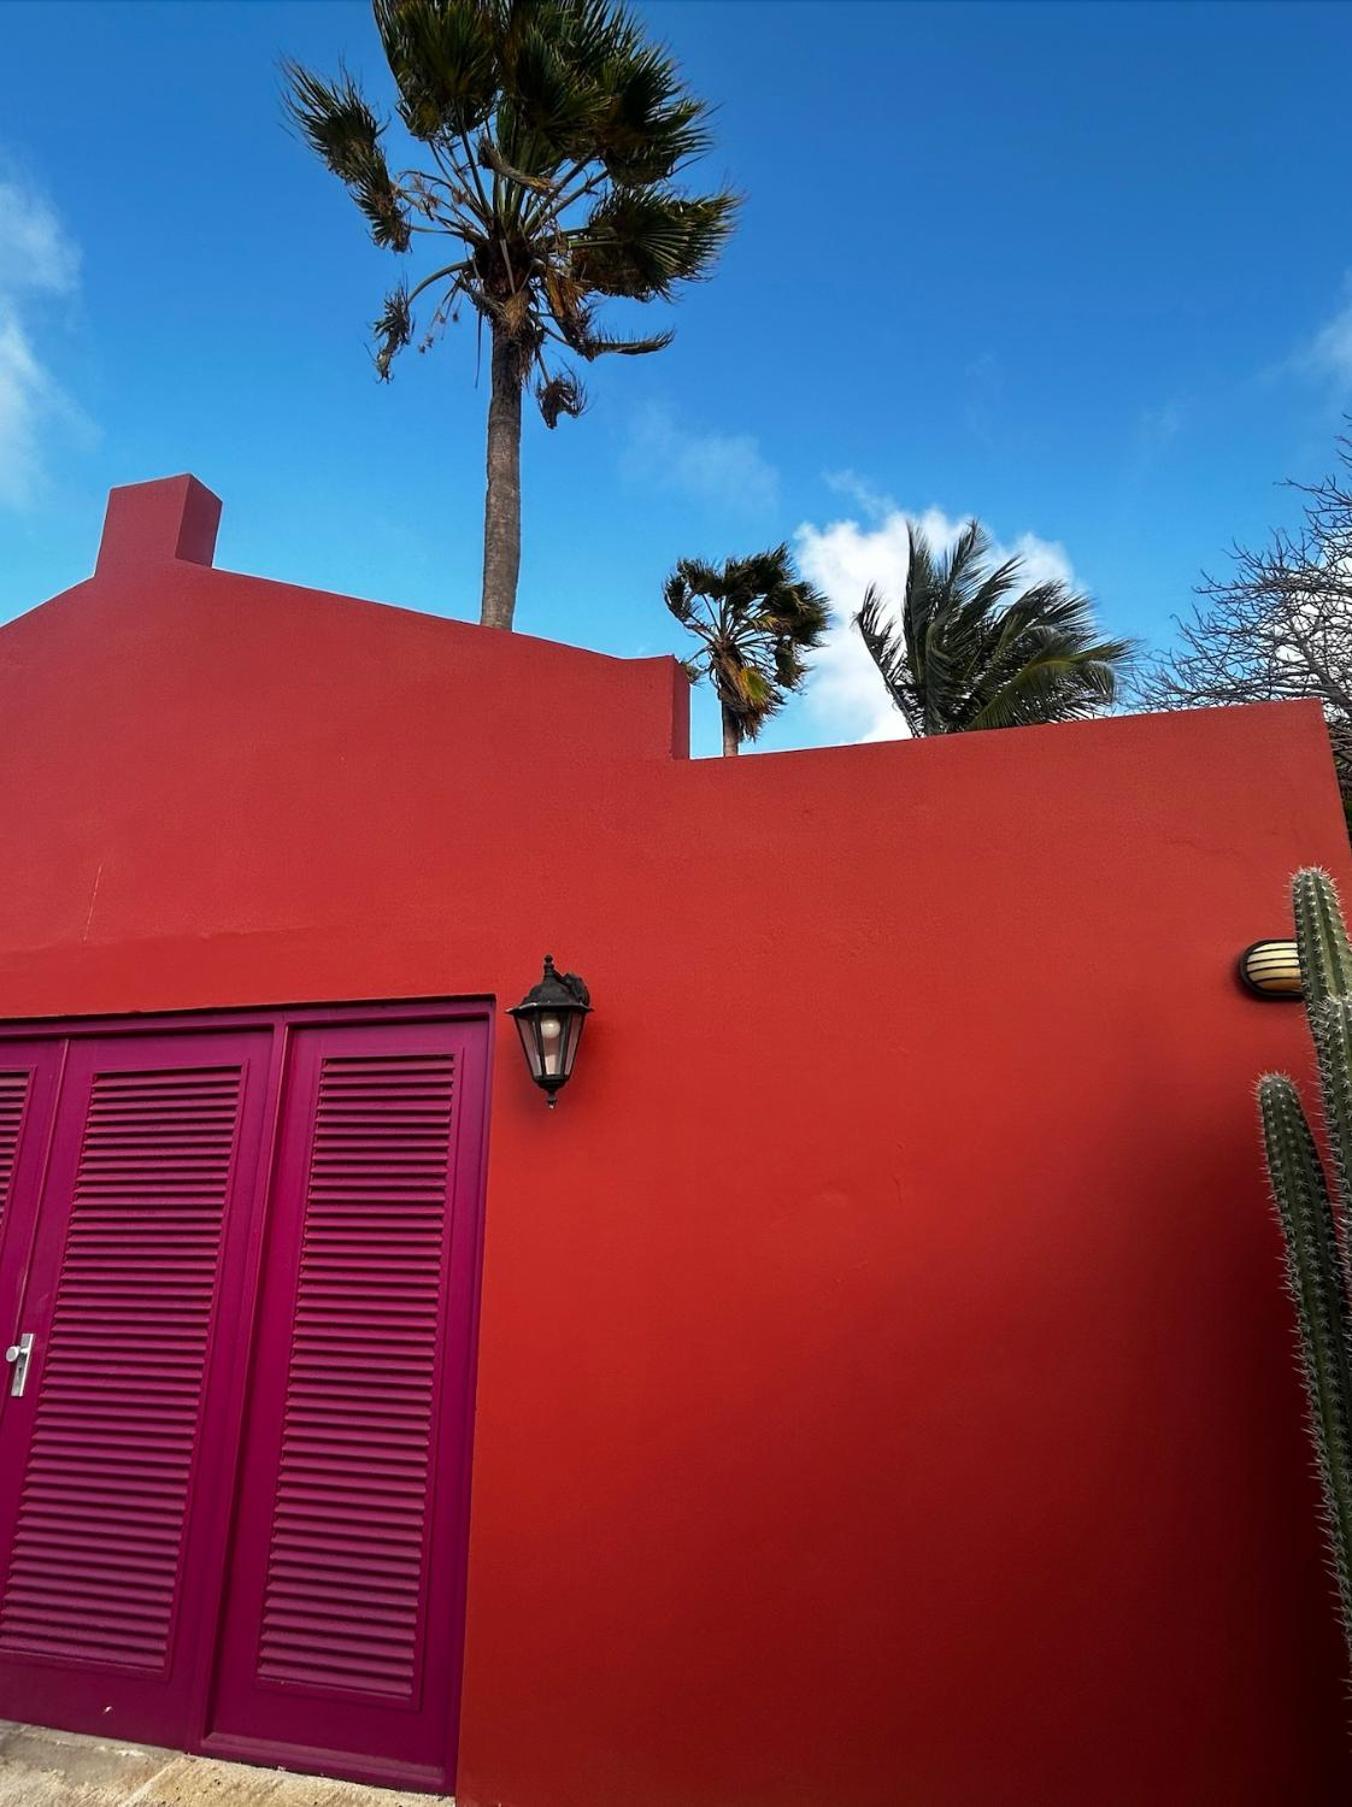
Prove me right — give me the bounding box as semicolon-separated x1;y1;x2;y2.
285;0;737;630
856;520;1131;736
664;546;830;755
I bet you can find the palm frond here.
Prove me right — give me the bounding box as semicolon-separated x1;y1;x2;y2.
536;367;587;427
666;556;722;599
282;60;411;251
857;586;903;687
497;19;605;167
592;46;713;183
857;585;922;734
373;282;414;379
570;188;738;298
373;0;497;143
568;322;674;359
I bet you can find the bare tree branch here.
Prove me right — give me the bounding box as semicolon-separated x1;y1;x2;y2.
1128;427;1352;820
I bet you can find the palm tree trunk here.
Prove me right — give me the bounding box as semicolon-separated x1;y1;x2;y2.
721;707;741;756
480;321;522;630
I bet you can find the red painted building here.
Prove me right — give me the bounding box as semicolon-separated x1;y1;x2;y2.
0;474;1348;1803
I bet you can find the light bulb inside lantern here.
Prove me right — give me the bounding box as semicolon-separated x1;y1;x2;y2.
539;1013;563;1074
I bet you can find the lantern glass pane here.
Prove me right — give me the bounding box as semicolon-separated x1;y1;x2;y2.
515;1012;544;1080
561;1011;585;1079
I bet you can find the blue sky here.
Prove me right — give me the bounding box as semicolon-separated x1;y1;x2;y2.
2;0;1350;754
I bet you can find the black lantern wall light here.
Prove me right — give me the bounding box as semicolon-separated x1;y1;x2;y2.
509;956;592;1106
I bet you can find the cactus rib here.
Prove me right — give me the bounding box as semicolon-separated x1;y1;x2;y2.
1260;1073;1352;1646
1259;868;1352;1679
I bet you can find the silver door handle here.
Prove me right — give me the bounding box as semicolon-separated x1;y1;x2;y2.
5;1334;33;1398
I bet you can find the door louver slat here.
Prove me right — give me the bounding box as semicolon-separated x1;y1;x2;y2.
256;1052;456;1701
0;1072;32;1233
0;1065;244;1669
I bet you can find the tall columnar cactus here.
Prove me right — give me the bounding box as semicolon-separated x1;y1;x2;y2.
1259;867;1352;1669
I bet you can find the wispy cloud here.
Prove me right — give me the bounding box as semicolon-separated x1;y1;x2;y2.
624;400;779;514
822;468;894;522
0;173;87;509
794;489;1078;746
1304;282;1352;392
964;350;1003;448
1137;399;1185;447
0;183;79;294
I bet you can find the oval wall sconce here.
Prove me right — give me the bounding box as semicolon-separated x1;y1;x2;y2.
1238;940;1303;1000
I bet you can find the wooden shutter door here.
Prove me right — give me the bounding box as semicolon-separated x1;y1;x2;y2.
0;1030;273;1746
207;1015;489;1793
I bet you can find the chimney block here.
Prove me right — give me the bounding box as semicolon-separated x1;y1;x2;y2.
96;475;222;574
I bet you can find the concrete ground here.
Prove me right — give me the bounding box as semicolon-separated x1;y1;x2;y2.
0;1723;449;1807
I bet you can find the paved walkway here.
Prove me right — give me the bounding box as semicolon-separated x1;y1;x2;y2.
0;1723;448;1807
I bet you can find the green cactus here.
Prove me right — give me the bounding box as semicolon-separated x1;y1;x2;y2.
1259;867;1352;1668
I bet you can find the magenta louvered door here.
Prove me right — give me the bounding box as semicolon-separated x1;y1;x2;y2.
0;1030;273;1745
206;1016;489;1792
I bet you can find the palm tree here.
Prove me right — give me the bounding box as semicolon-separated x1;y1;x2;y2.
285;0;737;631
856;520;1130;736
664;546;830;755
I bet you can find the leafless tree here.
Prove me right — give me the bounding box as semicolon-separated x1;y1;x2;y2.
1130;430;1352;819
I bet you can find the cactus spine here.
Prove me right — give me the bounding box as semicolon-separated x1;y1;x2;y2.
1259;868;1352;1668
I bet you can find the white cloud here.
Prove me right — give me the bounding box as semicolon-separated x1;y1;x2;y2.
794;491;1078;746
0;174;85;509
625;401;778;514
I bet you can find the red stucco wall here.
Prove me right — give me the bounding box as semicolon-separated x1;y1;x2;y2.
2;477;1350;1804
